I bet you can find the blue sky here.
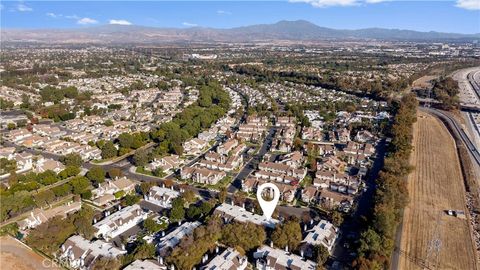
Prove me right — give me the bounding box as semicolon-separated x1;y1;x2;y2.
1;1;479;33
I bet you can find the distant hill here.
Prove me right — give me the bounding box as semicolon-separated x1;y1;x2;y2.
2;20;479;44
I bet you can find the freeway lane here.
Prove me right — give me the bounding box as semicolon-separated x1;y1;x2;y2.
422;107;480;167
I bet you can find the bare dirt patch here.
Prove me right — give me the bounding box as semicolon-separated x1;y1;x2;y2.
398;111;478;270
0;236;61;270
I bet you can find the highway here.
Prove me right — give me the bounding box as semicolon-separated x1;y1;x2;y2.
421;107;480;167
467;69;480;101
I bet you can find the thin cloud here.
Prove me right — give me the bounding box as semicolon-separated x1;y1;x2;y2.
109;19;132;25
46;12;58;18
17;3;33;12
182;22;198;27
289;0;358;8
65;15;80;19
365;0;388;3
77;17;98;25
456;0;480;10
217;10;232;15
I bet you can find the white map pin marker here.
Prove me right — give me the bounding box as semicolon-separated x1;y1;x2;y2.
257;182;280;220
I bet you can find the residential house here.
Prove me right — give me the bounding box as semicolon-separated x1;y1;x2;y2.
18;201;82;230
302;220;338;253
183;138;209;155
147;155;182;173
180;166;226;185
59;235;126;270
253;245;317;270
93;205;147;240
202;248;248;270
33;157;66;173
124;260;166;270
92;177;135;206
214;203;279;229
157;221;201;254
217;139;238;155
145;186;180;209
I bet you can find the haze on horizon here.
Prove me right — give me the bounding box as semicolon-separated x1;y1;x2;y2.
1;0;479;34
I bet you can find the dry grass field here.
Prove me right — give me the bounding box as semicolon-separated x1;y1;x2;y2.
0;236;61;270
399;111;478;270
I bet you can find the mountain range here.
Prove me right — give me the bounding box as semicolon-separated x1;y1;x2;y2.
2;20;479;44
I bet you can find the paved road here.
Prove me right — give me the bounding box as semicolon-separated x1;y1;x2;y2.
227;126;277;193
331;139;387;264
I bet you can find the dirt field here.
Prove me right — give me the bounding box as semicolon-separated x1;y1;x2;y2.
412;75;438;90
398;111;478;270
0;236;61;270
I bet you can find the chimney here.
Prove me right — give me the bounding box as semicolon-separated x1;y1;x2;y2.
162;231;166;237
162;183;165;188
118;205;122;211
304;224;307;231
285;245;289;253
93;218;97;224
300;249;304;258
158;256;164;265
270;241;273;248
121;244;125;250
215;246;219;253
242;203;245;209
310;219;313;225
230;200;234;206
170;265;175;270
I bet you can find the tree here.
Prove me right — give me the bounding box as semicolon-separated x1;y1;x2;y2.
133;149;148;167
331;211;344;227
7;123;16;130
143;217;163;234
52;184;72;197
313;244;330;265
124;194;141;206
169;197;185;222
91;256;122;270
101;141;117;159
69;176;90;195
114;190;125;199
118;133;134;149
220;222;266;252
182;189;196;205
86;166;105;185
62;153;83;167
0;158;17;174
34;190;55;207
74;206;95;239
59;166;80;179
271;217;302;250
139;182;153;196
217;187;227;203
108;168;123;179
26;216;76;254
133;242;156;260
81;190;93;200
104;119;113;127
167;217;222;270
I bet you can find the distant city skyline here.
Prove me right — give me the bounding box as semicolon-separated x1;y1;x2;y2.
1;1;479;34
